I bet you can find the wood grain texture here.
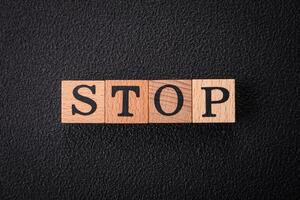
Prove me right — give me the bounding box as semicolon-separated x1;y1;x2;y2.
61;80;105;123
149;80;192;123
105;80;148;124
193;79;235;123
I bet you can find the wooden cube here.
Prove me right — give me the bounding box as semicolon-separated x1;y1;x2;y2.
193;79;235;123
105;80;148;124
61;80;105;123
149;80;192;123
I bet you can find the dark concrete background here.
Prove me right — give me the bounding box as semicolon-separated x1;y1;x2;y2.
0;1;299;199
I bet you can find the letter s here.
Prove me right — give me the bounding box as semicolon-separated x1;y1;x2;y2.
72;85;97;116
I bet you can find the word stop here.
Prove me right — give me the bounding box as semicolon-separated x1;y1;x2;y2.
61;79;235;124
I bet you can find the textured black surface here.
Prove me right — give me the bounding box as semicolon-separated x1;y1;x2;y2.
0;1;299;199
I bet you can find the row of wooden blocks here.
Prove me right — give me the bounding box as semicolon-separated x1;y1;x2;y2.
61;79;235;123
